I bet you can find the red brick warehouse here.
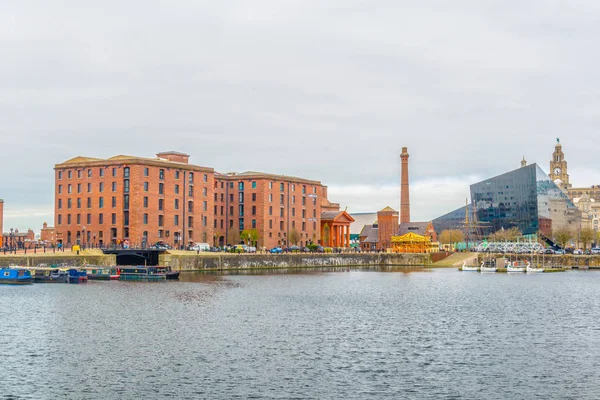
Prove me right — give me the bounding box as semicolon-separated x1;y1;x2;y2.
54;151;341;249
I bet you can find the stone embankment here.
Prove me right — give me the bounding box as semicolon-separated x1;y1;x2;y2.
476;254;600;268
0;253;116;267
161;253;430;271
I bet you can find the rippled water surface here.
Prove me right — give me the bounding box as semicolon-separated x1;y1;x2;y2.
2;267;600;399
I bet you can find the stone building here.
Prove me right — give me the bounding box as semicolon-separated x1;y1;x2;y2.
549;139;600;201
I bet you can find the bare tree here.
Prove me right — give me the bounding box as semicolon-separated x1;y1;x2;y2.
579;228;595;250
553;227;573;249
288;228;300;245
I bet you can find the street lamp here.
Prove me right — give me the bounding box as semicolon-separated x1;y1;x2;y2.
9;228;14;253
82;226;87;248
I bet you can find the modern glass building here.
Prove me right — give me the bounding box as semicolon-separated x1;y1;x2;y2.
433;163;581;239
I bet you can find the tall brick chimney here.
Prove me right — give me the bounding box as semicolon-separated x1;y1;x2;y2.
400;147;410;224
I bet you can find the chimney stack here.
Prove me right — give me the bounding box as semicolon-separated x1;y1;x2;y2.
400;147;410;224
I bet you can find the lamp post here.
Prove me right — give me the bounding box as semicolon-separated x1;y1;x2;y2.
9;228;14;254
82;226;87;249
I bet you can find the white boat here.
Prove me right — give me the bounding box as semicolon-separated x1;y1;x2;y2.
461;261;479;271
480;261;497;273
506;261;525;273
525;261;544;273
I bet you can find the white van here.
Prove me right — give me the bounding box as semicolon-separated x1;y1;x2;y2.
190;243;211;252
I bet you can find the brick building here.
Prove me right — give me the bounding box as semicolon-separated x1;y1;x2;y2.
213;172;339;249
54;152;340;249
2;228;35;249
54;152;215;248
40;222;57;246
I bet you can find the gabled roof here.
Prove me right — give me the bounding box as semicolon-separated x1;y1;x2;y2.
398;222;432;236
359;225;379;243
321;210;356;223
379;206;397;212
349;213;377;235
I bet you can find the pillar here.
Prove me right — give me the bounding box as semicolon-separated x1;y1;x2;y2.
400;147;410;224
346;226;350;248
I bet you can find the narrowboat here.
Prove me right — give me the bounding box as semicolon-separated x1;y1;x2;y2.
67;269;88;284
31;268;69;283
84;267;120;280
118;266;179;281
0;268;33;285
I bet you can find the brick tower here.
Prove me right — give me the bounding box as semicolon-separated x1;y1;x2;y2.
400;147;410;224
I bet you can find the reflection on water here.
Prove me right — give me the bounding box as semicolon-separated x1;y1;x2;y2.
183;265;431;277
2;269;600;399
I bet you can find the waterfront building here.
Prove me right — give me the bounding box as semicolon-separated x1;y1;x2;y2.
320;210;355;248
54;152;215;248
358;206;436;251
433;163;582;242
54;152;341;249
1;228;35;249
548;139;600;201
40;222;57;246
573;195;600;233
213;171;339;249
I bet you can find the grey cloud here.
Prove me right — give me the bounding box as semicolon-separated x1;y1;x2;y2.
2;0;600;231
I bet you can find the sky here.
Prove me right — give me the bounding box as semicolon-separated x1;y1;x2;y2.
2;0;600;233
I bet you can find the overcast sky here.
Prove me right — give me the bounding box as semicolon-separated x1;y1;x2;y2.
2;1;600;233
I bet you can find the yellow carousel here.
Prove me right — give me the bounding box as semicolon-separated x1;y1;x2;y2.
391;232;436;253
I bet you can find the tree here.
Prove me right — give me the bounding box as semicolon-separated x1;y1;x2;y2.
322;224;330;245
227;230;240;246
489;227;522;242
213;231;222;247
439;229;464;250
241;229;260;247
579;227;595;250
553;227;573;249
288;228;300;245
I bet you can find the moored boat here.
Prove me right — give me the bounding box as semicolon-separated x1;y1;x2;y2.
67;269;88;284
461;261;479;271
118;266;167;281
480;261;497;273
31;268;68;283
506;261;525;273
0;268;33;285
85;267;120;281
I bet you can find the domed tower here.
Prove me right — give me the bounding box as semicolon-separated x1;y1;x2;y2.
550;138;571;189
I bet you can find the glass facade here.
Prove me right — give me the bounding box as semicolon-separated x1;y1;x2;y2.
433;164;581;239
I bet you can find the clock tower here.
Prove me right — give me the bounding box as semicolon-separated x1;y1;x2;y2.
549;138;571;189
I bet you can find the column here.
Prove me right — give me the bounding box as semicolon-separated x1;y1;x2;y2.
329;225;333;247
346;226;350;248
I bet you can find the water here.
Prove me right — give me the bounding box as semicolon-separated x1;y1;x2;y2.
2;267;600;399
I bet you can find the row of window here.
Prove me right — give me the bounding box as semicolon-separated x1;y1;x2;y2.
58;167;209;182
216;180;318;194
58;196;207;212
213;218;316;232
57;213;208;228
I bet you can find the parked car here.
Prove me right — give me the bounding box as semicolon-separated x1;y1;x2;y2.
316;246;324;253
554;249;566;255
573;249;583;255
591;248;600;255
190;242;211;252
247;246;257;253
544;249;555;254
270;247;283;254
289;245;301;252
151;243;171;250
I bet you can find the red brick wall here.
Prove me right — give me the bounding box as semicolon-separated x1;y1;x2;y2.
214;176;326;249
55;160;214;248
377;210;399;250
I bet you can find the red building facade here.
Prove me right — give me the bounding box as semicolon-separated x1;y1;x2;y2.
54;152;214;248
54;152;340;249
